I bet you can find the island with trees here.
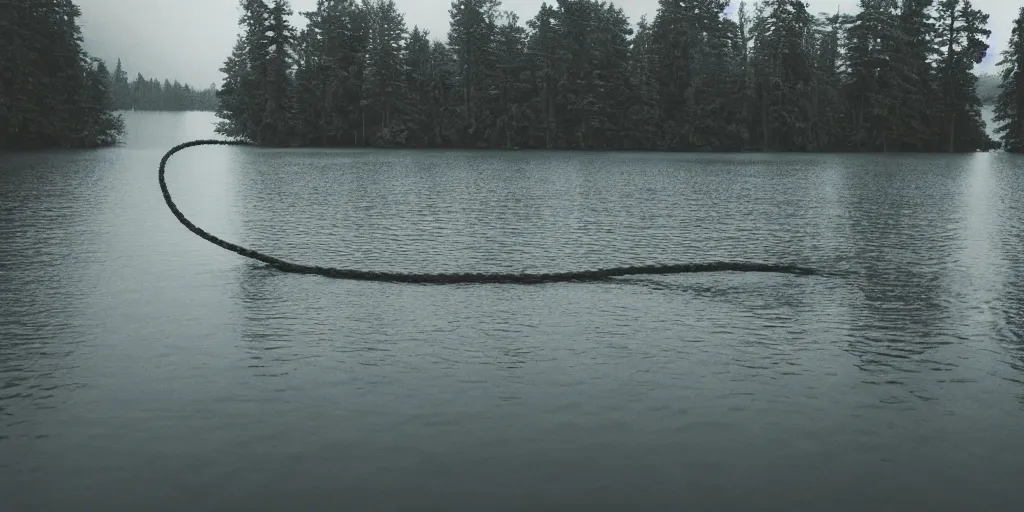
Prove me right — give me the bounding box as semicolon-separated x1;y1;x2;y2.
1;0;1021;152
215;0;1024;153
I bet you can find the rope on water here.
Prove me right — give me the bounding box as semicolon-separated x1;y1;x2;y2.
159;139;819;284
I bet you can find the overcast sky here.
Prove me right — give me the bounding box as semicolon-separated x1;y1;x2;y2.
76;0;1013;87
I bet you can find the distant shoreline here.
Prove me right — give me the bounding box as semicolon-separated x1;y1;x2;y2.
116;109;216;113
228;142;1006;155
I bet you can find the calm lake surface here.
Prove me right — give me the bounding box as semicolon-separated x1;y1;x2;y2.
2;111;1023;511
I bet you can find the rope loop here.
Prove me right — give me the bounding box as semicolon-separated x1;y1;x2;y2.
159;139;818;284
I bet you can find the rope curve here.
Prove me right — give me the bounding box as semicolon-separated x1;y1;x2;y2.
160;139;819;284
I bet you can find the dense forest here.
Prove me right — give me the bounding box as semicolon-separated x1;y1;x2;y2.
108;59;220;111
215;0;1023;153
1;0;124;149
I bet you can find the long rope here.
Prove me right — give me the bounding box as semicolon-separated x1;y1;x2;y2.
159;139;819;284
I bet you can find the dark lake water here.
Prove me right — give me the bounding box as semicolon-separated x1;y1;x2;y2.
2;111;1023;511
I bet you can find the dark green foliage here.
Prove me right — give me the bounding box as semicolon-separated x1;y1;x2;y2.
1;0;123;149
448;0;501;146
363;0;409;146
492;12;530;149
401;27;440;146
933;0;996;151
287;0;368;146
749;0;818;151
215;0;1004;152
993;7;1024;152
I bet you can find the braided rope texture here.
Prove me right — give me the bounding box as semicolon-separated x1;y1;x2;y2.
159;139;819;284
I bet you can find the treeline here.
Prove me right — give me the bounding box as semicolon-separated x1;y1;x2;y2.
215;0;1023;153
108;59;220;111
1;0;124;149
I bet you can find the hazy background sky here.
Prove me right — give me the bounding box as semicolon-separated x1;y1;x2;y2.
77;0;1013;88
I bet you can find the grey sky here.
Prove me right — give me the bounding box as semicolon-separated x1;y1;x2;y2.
77;0;1014;88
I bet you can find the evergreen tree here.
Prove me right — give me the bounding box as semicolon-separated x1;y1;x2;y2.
362;0;408;146
214;0;296;145
112;59;131;110
290;0;368;146
428;40;462;146
1;0;124;148
558;1;632;150
624;16;661;149
292;14;323;145
844;0;912;151
218;35;257;137
493;12;530;148
212;0;1006;153
81;58;126;146
891;0;940;151
402;27;436;147
525;3;560;148
448;0;501;146
994;7;1024;152
806;11;847;151
933;0;995;151
750;0;816;151
651;0;739;150
259;0;297;146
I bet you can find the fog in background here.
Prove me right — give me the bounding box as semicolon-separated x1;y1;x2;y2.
77;0;1013;89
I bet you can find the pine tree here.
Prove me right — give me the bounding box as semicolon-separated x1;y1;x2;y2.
750;0;815;151
933;0;994;152
214;0;297;144
291;0;368;146
687;1;744;150
844;0;915;151
362;0;408;146
240;0;272;141
402;27;436;147
207;0;1008;153
259;0;297;146
493;12;530;148
994;7;1024;152
112;59;131;110
624;16;659;149
82;58;126;146
428;40;462;146
0;0;124;148
805;11;846;151
650;0;696;149
292;15;324;145
525;3;560;148
448;0;501;146
217;39;251;137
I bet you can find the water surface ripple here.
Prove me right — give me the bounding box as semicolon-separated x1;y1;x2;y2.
1;112;1023;511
